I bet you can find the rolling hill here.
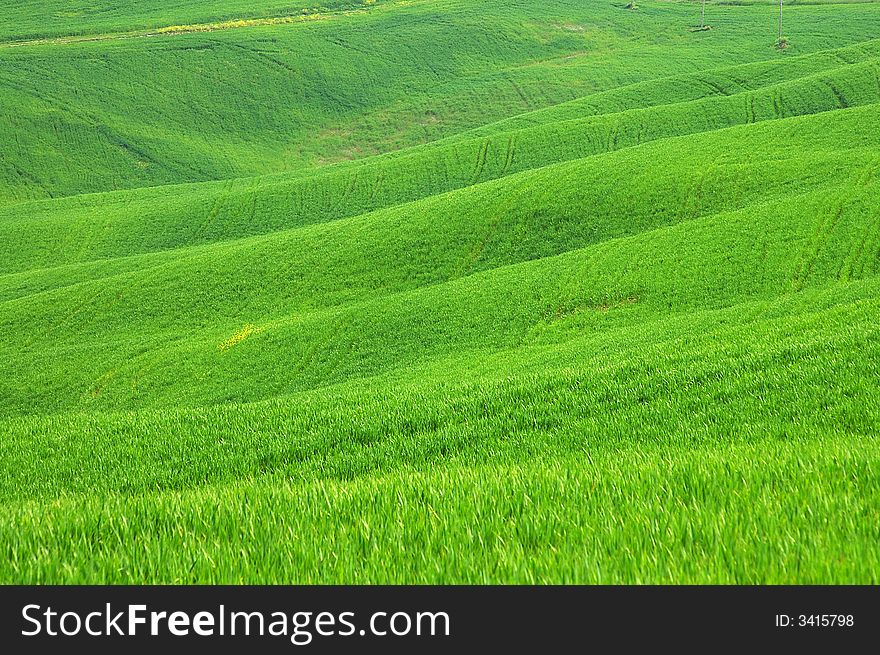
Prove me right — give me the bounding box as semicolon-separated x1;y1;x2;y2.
0;0;878;583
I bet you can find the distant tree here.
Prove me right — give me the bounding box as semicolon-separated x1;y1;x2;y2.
778;0;783;40
776;0;789;49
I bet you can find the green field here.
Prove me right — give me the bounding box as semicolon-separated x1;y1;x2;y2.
0;0;878;583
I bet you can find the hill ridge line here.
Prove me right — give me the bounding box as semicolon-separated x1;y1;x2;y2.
3;36;880;211
1;102;876;287
3;270;876;427
3;102;875;289
0;175;862;352
3;37;879;212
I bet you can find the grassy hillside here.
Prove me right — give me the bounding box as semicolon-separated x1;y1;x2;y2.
2;0;880;205
0;0;391;42
0;0;878;584
4;42;880;274
3;105;880;414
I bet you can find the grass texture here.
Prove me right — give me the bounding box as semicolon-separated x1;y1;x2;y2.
0;0;878;584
